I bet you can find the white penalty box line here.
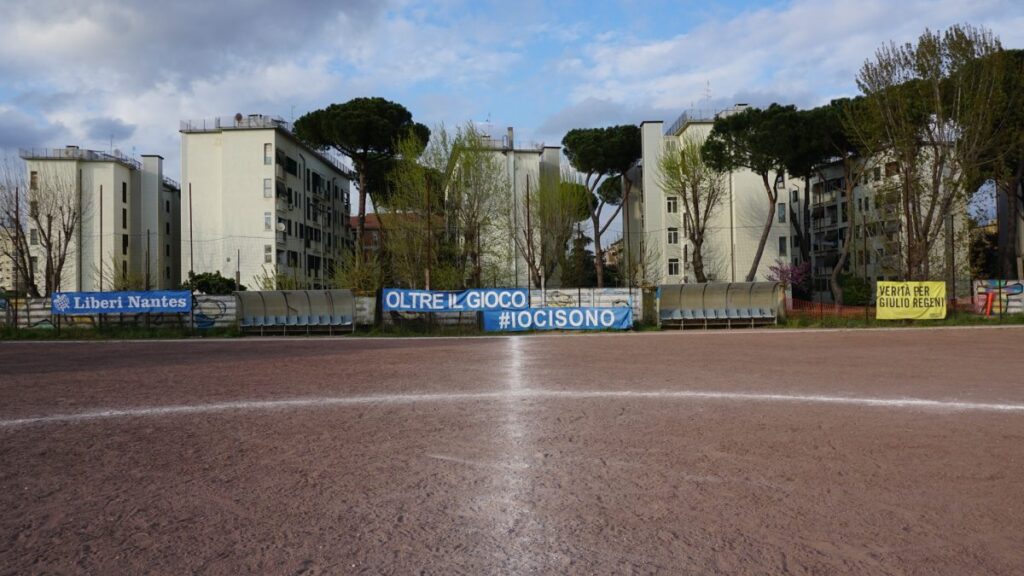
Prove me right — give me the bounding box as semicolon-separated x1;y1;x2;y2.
3;389;1024;429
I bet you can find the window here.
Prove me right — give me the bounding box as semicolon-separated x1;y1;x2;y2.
165;266;171;279
873;167;882;182
122;182;127;203
778;203;786;223
666;196;678;213
885;161;899;177
264;244;273;264
667;227;679;245
30;229;38;245
263;178;272;198
264;143;273;165
166;222;170;235
30;171;38;191
122;234;129;255
264;212;272;231
791;189;799;203
30;201;38;218
165;244;170;257
122;208;127;229
122;260;127;278
306;168;311;191
779;236;788;256
668;258;680;276
165;200;170;213
792;236;799;249
30;256;38;273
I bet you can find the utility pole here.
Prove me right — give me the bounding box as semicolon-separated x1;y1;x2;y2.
863;212;869;324
236;248;241;289
146;229;151;290
425;175;432;290
99;184;103;291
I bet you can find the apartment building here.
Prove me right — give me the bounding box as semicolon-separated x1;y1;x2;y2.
624;107;799;286
470;126;562;288
0;234;14;292
808;159;970;300
19;147;181;292
180;114;353;289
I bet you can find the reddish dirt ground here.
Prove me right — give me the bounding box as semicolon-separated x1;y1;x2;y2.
2;327;1024;575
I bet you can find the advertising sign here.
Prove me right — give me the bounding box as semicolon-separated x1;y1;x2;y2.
382;288;529;312
875;282;946;320
483;307;633;332
51;291;192;315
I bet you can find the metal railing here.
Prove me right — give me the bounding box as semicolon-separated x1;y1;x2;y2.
180;115;291;133
665;109;719;135
19;147;142;170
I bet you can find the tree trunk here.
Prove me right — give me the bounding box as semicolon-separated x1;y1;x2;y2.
692;238;707;283
746;172;778;282
592;212;605;288
830;162;859;304
355;162;367;261
1002;161;1022;279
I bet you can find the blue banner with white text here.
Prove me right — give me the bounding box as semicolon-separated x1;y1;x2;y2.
483;307;633;332
52;291;192;315
382;288;529;312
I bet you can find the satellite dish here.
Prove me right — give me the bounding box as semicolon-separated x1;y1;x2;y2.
276;222;286;232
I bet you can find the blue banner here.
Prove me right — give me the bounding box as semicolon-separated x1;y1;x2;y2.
52;291;192;315
383;288;529;312
483;307;633;332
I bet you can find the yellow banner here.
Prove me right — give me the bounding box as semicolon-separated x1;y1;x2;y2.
876;282;947;320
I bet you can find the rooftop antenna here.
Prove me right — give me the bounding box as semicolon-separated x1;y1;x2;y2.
703;80;712;109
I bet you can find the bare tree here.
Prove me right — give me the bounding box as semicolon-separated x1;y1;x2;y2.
0;160;35;295
856;24;1006;280
19;163;82;296
659;133;727;283
508;167;587;289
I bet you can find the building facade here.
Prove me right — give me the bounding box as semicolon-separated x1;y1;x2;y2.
809;159;970;301
0;233;14;293
19;147;181;293
468;126;562;288
624;107;798;287
180;114;353;290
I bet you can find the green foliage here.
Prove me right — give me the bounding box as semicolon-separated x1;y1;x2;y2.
561;230;598;288
182;271;245;295
561;125;642;195
701;104;794;176
838;273;872;306
331;251;385;296
970;225;1000;279
294;97;429;248
293;97;429;165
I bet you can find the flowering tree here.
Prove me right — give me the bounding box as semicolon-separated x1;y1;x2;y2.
767;259;810;294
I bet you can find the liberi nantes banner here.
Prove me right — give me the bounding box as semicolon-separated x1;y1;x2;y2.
875;281;946;320
382;288;529;312
483;307;633;332
52;291;192;315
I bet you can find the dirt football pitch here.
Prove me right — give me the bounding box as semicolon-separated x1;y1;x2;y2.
2;327;1024;575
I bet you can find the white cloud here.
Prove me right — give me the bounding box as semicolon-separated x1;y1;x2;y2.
558;0;1024;114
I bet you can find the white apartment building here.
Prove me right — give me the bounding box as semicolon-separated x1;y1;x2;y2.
624;107;798;287
0;234;14;293
19;147;181;292
474;126;562;288
180;114;353;289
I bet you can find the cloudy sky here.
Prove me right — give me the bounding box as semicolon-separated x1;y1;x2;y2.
2;0;1024;180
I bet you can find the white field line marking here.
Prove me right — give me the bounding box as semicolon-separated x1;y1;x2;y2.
3;389;1024;429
